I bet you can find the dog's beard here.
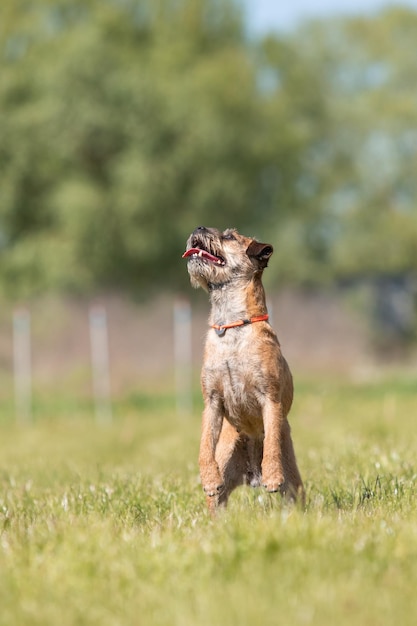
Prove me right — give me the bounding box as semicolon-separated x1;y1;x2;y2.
187;257;225;291
184;234;228;290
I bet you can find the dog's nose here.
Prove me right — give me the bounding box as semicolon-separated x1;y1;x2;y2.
194;225;207;235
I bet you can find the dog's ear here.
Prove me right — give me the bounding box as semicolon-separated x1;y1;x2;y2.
246;240;273;268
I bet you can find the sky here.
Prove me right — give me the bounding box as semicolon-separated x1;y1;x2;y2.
242;0;417;34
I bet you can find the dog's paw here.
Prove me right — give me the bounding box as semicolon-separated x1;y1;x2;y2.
203;483;224;497
248;473;262;488
262;482;284;493
262;472;284;493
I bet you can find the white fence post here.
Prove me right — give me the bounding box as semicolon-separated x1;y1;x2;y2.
173;299;193;416
89;306;112;424
13;308;32;423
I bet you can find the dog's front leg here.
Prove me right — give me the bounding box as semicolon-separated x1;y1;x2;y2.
261;399;285;493
199;401;224;501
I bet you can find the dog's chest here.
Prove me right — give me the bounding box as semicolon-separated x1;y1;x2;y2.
202;330;267;433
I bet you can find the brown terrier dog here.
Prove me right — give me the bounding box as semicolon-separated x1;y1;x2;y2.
183;226;304;512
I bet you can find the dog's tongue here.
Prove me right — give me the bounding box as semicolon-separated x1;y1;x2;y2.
182;248;221;263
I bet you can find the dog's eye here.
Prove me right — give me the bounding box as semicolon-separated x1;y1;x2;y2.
223;233;236;241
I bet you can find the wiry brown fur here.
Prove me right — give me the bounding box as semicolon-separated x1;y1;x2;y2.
184;226;304;513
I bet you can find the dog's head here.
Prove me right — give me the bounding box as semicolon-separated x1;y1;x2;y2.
182;226;273;291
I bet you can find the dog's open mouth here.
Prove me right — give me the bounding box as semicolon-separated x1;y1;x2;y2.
182;247;225;266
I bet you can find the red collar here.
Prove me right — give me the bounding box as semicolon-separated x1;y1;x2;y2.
211;314;269;337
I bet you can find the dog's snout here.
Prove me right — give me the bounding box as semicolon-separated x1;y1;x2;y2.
192;225;210;240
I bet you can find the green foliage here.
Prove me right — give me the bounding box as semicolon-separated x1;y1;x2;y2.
274;8;417;282
0;0;278;296
1;2;417;296
0;378;416;625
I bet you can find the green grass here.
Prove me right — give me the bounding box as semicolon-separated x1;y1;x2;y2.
0;377;416;625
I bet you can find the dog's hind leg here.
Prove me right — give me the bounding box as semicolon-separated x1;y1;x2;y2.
246;437;263;488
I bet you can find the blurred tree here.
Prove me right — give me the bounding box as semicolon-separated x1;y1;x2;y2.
0;2;416;298
262;8;417;286
0;0;302;297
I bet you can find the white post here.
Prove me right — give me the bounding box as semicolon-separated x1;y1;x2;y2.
174;298;192;415
89;306;112;424
13;308;32;423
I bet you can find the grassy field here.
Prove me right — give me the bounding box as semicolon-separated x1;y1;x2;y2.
0;376;416;626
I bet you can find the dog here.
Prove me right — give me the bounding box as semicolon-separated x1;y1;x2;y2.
183;226;304;513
